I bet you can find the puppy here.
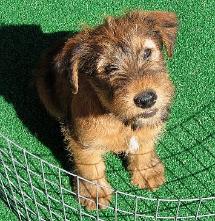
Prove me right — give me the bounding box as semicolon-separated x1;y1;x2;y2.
36;10;177;210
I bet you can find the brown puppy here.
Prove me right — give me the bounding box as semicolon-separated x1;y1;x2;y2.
36;10;177;210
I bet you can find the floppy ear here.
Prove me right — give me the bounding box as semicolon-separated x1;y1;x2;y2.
55;43;80;94
144;11;178;57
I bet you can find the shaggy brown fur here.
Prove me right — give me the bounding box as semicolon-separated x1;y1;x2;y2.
36;10;178;210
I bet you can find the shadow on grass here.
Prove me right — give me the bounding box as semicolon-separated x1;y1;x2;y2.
0;25;74;171
0;24;81;220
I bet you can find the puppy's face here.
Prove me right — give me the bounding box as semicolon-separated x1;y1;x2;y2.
61;11;178;129
85;11;177;128
93;38;174;129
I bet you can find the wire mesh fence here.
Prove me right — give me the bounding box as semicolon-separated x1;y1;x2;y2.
0;101;215;220
0;133;215;221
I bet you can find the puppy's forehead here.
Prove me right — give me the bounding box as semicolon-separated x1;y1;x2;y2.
97;37;159;71
103;36;158;56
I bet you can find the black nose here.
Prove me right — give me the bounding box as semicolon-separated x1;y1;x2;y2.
134;90;157;109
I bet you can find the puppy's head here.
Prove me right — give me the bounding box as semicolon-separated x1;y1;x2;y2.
58;10;178;129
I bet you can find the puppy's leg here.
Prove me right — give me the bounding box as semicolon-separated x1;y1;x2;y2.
70;142;112;210
128;140;165;190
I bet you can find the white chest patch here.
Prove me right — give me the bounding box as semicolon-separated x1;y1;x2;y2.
128;136;140;153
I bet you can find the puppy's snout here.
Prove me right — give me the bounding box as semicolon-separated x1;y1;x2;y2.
134;90;157;109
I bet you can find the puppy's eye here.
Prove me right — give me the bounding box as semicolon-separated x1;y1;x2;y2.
143;48;152;59
104;64;119;75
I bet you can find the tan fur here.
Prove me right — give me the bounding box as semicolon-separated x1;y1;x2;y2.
36;10;178;210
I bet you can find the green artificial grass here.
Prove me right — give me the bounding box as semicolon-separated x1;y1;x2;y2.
0;0;215;220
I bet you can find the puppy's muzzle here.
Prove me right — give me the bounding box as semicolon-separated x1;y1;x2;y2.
134;90;157;109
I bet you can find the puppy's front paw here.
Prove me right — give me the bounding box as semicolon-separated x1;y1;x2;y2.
77;178;113;210
131;161;165;190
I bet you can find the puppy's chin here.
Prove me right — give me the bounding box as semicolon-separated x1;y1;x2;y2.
130;115;159;130
124;107;170;130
